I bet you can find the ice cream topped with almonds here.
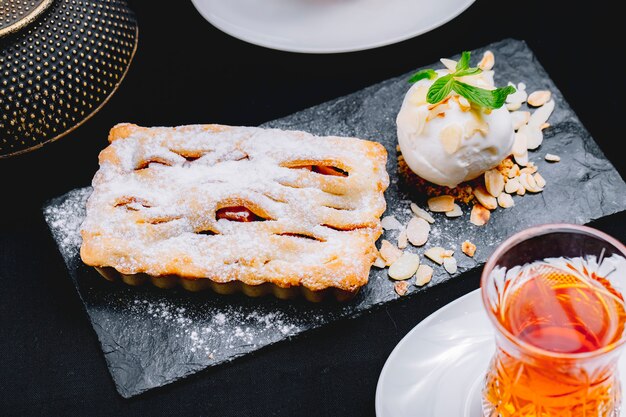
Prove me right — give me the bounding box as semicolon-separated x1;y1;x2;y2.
397;52;516;188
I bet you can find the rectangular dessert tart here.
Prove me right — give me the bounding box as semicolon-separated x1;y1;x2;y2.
80;123;389;301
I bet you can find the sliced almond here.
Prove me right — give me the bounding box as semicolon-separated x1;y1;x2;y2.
473;185;497;210
513;150;529;167
397;228;408;249
516;186;526;196
445;204;463;218
440;58;457;72
457;95;471;111
508;164;520;179
505;177;521;194
545;153;561;162
518;123;543;150
462;240;476;257
440;124;463;154
519;173;543;193
478;50;495;70
485;169;505;197
506;102;522;111
528;99;555;129
381;215;403;231
373;257;386;268
497;193;515;208
394;281;409;296
534;173;546;188
505;82;528;104
464;117;489;138
380;240;402;266
424;247;446;265
520;165;538;175
410;203;435;223
427;101;450;122
415;265;434;286
388;252;420;281
406;217;430;247
443;257;458;274
511;111;531;130
527;90;551;107
512;132;528;156
470;203;491;226
408;86;429;107
428;195;455;212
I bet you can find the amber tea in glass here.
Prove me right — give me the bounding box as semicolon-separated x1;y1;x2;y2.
481;224;626;417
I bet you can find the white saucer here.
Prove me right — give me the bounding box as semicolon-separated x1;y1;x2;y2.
190;0;476;53
375;289;626;417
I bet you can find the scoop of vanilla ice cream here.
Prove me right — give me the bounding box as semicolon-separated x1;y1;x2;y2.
397;73;514;188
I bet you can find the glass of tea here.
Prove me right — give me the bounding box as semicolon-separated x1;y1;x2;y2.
481;224;626;417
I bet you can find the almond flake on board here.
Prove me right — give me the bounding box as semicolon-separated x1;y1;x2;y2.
443;257;458;274
508;164;520;178
497;193;515;208
388;252;421;281
485;169;505;197
380;240;402;266
470;204;491;226
511;111;531;130
410;203;435;223
534;173;547;188
512;132;528;156
516;186;526;196
545;153;561;162
473;185;498;210
394;281;410;296
445;204;463;218
462;240;476;257
424;247;447;265
505;177;521;194
415;265;434;286
428;195;455;212
373;257;386;268
519;172;543;193
381;215;403;231
406;217;430;247
513;151;529;167
527;90;552;107
397;229;408;249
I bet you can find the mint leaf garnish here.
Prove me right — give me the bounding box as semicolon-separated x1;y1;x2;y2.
407;51;515;109
427;74;455;104
452;82;516;109
456;51;471;71
408;69;437;84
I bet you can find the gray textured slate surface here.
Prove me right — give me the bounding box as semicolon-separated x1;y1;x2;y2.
43;39;626;398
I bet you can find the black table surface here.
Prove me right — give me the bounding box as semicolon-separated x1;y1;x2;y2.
1;1;625;416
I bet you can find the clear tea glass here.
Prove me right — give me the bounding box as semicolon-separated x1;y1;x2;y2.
481;224;626;417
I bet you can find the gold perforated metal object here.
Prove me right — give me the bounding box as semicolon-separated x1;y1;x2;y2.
0;0;138;158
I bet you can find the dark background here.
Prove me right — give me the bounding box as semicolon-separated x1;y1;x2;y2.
1;1;625;416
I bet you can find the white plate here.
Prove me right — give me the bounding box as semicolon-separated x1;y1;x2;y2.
190;0;476;53
375;289;626;417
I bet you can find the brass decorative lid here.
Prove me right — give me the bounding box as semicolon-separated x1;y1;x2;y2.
0;0;53;37
0;0;138;158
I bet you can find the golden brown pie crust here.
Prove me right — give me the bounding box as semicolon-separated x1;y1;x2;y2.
80;123;389;301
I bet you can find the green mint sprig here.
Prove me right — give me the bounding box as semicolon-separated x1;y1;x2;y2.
408;51;515;109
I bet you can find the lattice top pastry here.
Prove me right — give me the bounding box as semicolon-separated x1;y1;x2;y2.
80;123;389;294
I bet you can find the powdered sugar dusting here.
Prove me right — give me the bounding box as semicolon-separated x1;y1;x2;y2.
43;188;92;260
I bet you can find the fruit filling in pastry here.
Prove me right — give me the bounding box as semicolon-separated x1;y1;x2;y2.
80;123;389;302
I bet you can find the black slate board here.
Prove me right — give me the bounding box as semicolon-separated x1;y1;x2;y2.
43;39;626;398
